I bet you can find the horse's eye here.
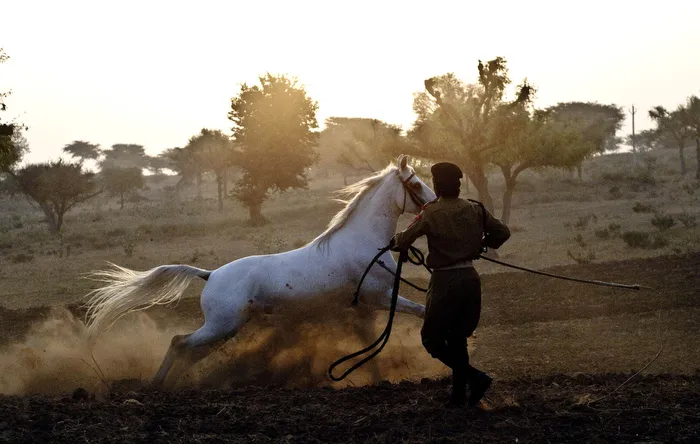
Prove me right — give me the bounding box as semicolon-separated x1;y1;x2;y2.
411;182;422;190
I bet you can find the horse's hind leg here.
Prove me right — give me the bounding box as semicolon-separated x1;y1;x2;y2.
376;292;425;318
150;319;245;390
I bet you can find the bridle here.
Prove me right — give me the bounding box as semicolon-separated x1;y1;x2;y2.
397;171;427;213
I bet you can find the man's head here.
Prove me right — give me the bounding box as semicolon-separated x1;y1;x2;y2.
431;162;462;198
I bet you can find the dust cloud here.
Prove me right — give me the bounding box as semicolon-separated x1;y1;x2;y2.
0;302;451;396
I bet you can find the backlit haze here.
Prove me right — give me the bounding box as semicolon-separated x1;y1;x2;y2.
2;0;700;163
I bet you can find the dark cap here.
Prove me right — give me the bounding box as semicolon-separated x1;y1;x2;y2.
430;162;463;181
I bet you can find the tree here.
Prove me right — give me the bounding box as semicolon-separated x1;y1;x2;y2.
228;74;319;224
542;102;625;178
62;140;102;162
316;117;408;183
159;146;199;198
102;167;145;210
0;48;26;173
682;95;700;179
186;128;236;211
7;160;99;233
625;129;658;153
0;127;29;174
100;144;148;170
649;105;693;175
146;155;170;175
490;103;592;224
410;59;534;212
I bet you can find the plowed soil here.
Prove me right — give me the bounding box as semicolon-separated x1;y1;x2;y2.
1;253;699;443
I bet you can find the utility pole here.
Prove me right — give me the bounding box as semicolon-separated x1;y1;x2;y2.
630;105;637;166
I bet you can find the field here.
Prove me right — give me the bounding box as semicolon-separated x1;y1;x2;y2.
0;149;699;442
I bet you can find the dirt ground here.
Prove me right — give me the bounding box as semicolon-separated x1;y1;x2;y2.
0;253;699;443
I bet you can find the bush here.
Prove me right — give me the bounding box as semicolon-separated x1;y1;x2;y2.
622;231;650;248
608;186;622;199
11;252;34;263
632;202;654;213
123;239;135;258
650;211;675;231
678;212;697;228
622;231;668;249
594;223;622;240
567;249;596;264
573;215;597;230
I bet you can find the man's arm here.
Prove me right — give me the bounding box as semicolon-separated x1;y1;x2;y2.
483;210;510;249
391;213;428;251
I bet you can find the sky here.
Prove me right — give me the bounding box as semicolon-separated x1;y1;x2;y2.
2;0;700;163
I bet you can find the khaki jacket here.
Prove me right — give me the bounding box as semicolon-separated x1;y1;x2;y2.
392;198;511;269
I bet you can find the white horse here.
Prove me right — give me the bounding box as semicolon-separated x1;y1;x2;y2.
85;154;437;388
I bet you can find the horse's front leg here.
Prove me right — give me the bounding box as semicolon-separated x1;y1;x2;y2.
376;292;425;319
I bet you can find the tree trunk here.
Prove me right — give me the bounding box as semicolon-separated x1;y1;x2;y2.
217;174;224;212
42;206;60;235
247;201;266;226
577;163;583;180
119;192;125;210
466;164;494;213
679;144;687;175
696;139;700;179
222;168;228;198
501;180;515;225
196;172;203;198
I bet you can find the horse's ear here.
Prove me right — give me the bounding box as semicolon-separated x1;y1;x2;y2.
397;154;409;171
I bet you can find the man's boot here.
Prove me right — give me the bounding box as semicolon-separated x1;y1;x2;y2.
446;369;467;408
468;371;492;407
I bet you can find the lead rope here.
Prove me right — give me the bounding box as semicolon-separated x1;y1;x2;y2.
328;249;408;382
331;242;654;382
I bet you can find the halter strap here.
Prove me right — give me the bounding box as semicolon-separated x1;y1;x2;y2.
397;172;424;211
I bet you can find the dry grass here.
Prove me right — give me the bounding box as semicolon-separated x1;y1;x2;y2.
0;148;698;308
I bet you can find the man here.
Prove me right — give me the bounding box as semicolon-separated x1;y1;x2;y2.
391;162;511;407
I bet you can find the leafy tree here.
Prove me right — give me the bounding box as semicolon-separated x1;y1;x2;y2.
334;117;408;172
100;144;148;170
228;73;319;224
625;129;658;153
62;140;102;162
542;102;624;178
489;97;593;224
186;128;236;211
102;167;145;210
0;48;25;173
649;105;693;175
160;146;199;197
7;160;99;233
410;59;532;212
683;95;700;179
146;155;170;175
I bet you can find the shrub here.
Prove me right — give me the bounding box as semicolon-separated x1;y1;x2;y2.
632;202;654;213
608;186;622;199
650;211;675;231
594;228;610;239
678;212;697;228
11;252;34;263
567;249;596;264
622;231;650;248
123;239;135;258
573;215;597;230
622;231;669;249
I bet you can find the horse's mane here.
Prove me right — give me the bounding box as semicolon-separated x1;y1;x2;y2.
311;165;397;251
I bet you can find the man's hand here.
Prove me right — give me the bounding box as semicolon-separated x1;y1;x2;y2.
388;237;397;251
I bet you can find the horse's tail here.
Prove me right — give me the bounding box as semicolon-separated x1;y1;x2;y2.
84;263;211;339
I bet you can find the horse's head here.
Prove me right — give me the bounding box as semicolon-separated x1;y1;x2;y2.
394;154;437;214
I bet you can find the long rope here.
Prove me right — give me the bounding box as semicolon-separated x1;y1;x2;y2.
332;243;652;382
328;249;407;381
478;255;653;291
